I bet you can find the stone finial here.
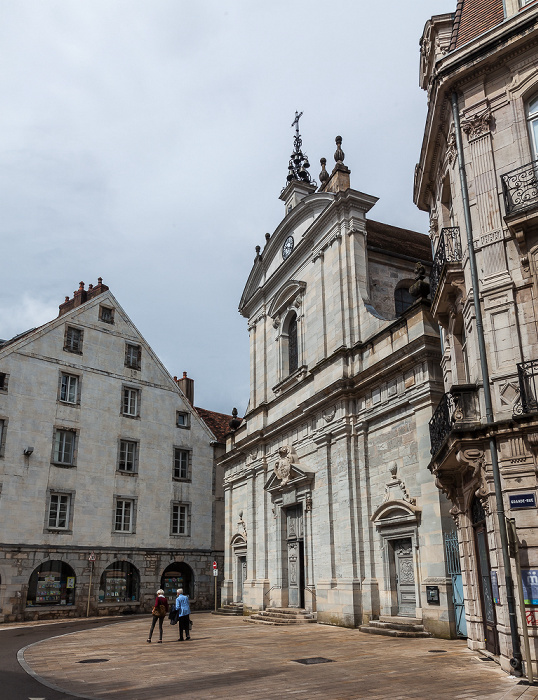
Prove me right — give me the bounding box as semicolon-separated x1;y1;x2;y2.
265;232;271;242
389;461;398;478
319;157;329;184
229;407;242;431
65;296;69;302
98;277;103;285
334;136;345;164
88;283;93;290
79;281;85;290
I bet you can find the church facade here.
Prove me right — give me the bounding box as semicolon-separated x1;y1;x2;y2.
221;129;459;637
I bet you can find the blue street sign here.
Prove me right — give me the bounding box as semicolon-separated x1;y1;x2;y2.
521;570;538;606
509;493;536;510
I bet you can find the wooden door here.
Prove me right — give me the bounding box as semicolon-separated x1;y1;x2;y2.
286;505;304;608
394;538;416;617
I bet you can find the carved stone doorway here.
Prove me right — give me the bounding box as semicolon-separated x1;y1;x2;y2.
286;504;305;608
393;537;416;617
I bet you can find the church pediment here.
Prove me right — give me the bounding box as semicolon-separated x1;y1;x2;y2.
268;280;306;319
264;444;314;493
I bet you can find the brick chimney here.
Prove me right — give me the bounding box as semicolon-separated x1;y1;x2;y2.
58;278;110;316
175;371;194;405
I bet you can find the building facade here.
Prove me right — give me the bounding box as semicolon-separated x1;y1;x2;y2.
221;130;459;637
0;279;227;622
415;0;538;673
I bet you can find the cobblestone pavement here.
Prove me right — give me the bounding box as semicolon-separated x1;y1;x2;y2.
20;613;538;700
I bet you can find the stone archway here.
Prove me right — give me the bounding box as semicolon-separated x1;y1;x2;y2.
230;534;247;603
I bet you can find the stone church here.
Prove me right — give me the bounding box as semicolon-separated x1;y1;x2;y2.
220;123;458;637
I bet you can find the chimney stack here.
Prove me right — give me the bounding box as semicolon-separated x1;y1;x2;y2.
176;371;194;405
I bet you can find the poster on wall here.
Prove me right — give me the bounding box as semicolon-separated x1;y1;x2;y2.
521;569;538;605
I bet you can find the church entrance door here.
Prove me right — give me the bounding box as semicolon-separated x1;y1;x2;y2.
237;556;247;603
393;538;416;617
286;505;305;608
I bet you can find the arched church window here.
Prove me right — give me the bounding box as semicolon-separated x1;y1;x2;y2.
527;95;538;159
395;287;414;316
288;313;298;374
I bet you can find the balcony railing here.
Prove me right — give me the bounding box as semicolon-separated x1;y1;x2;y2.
430;227;462;300
429;387;480;456
513;360;538;415
501;160;538;216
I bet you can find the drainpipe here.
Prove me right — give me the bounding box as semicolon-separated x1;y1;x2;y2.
451;91;522;672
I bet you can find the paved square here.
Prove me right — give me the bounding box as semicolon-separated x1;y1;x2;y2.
21;613;536;699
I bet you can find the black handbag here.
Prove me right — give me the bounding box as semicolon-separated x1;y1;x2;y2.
169;607;179;625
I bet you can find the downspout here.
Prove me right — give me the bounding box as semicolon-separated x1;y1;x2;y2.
450;91;522;671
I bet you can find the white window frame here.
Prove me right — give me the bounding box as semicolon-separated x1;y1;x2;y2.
99;305;114;324
118;440;138;473
52;429;76;466
60;373;79;404
173;448;191;480
64;326;83;354
125;343;141;370
176;411;190;428
122;387;140;418
114;498;135;533
48;492;71;530
171;502;190;536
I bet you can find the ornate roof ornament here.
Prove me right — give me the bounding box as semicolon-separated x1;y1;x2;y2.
334;135;345;164
285;111;316;187
319;157;329;184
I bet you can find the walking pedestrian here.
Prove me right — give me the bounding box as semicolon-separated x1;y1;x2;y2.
175;587;191;641
147;588;169;643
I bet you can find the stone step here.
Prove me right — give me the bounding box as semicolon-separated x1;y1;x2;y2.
359;625;431;638
265;607;309;615
211;609;243;616
257;611;315;620
368;620;426;632
244;615;317;625
379;615;423;625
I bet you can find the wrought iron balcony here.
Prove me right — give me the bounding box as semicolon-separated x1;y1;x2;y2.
430;227;462;301
501;160;538;216
513;360;538;415
429;387;480;457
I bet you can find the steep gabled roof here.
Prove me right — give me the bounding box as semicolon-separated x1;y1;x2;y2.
449;0;504;50
366;219;432;262
195;407;233;443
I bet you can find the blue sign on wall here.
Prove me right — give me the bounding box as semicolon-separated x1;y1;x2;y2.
521;570;538;606
509;493;536;510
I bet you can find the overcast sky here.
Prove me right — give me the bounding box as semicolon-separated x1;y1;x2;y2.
0;0;451;414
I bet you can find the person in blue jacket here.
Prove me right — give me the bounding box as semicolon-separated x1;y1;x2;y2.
175;588;191;641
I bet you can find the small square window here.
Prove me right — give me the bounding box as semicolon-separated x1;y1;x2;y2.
125;343;141;370
48;493;71;529
122;387;140;417
60;373;79;404
174;448;190;480
171;503;190;535
64;326;83;354
0;372;7;392
52;429;76;466
99;306;114;324
119;440;138;472
176;411;190;428
115;498;135;532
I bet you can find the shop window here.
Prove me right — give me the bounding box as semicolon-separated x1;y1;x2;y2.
27;560;76;607
99;561;140;603
160;561;194;602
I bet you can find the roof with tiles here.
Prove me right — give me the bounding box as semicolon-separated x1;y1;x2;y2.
366;219;432;263
450;0;504;50
195;407;234;443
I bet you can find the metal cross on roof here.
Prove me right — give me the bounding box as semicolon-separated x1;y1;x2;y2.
285;111;316;188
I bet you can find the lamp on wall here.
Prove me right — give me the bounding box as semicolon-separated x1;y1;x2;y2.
23;446;34;456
